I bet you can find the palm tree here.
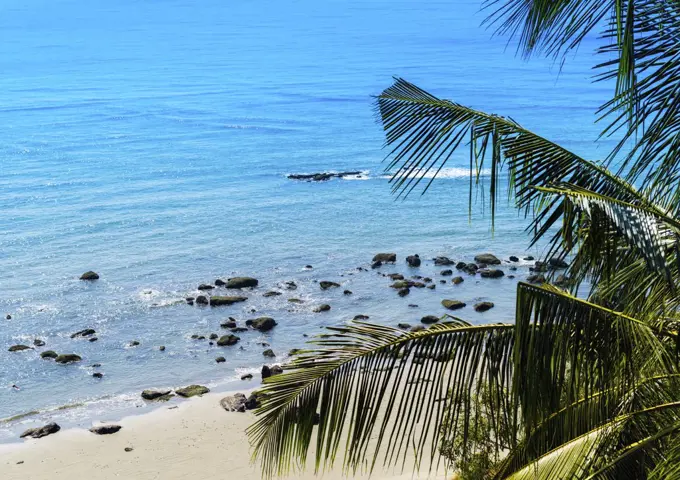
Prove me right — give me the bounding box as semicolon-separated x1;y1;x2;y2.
248;1;680;478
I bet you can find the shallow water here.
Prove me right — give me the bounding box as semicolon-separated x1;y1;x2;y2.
0;0;614;441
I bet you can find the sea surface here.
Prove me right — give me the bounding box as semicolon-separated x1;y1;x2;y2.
0;0;616;441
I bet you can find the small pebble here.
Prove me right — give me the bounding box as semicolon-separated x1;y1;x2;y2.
124;447;134;452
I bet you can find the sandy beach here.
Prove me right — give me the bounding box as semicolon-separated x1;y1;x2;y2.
0;390;451;480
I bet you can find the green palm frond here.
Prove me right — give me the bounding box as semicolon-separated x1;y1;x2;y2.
248;319;515;478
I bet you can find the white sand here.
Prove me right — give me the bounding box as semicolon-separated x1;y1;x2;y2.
0;391;451;480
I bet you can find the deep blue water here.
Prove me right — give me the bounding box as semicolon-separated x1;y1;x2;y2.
0;0;615;441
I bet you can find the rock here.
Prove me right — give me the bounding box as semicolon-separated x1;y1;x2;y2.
195;295;209;305
508;275;516;279
397;288;410;297
263;349;276;357
509;256;519;262
391;280;410;289
434;257;455;266
70;329;96;338
509;266;517;271
141;389;173;401
532;261;548;272
246;317;277;332
225;277;259;289
421;315;439;324
288;298;303;304
8;345;32;352
452;276;464;285
89;425;122;435
220;393;247;412
549;257;569;269
406;255;421;267
474;302;495;312
245;393;260;410
465;263;479;273
287;171;363;182
92;372;103;378
80;271;99;280
159;346;166;351
241;374;253;381
176;385;210;398
474;254;501;265
408;304;419;308
455;261;467;270
198;284;214;290
319;281;340;290
210;296;247;306
397;323;411;329
55;354;82;364
128;340;140;347
217;335;240;346
89;337;98;342
440;280;446;284
209;333;218;340
40;350;58;359
215;279;227;286
441;300;466;310
353;314;369;320
20;423;60;439
215;356;226;363
284;281;297;290
6;314;11;320
388;273;404;280
371;261;383;269
479;269;505;279
125;447;134;452
261;365;283;380
527;274;546;284
524;256;535;261
263;291;282;297
410;325;425;333
304;265;313;269
373;253;396;263
33;339;45;347
555;274;569;286
343;290;352;295
440;269;453;276
313;304;331;312
427;284;436;290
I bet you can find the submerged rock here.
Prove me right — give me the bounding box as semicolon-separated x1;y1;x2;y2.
263;291;282;297
20;423;60;439
217;335;240;346
474;302;495;312
262;349;276;357
225;277;259;289
33;339;45;347
313;304;331;312
388;273;405;280
197;284;214;291
372;253;396;263
214;279;227;286
79;271;99;280
209;296;247;306
89;425;122;435
246;317;277;332
8;345;32;352
141;390;173;401
175;385;210;398
441;300;466;310
319;281;340;290
221;319;237;329
397;288;410;297
55;354;82;364
70;329;96;338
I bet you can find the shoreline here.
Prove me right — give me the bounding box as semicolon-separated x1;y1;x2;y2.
0;387;451;480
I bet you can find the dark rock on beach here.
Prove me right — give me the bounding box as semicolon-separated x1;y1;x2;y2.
20;423;60;439
79;271;99;280
442;299;466;310
406;254;421;267
474;254;501;265
89;425;122;435
55;354;82;364
8;345;32;352
225;277;258;289
141;389;173;401
261;364;283;380
221;393;247;412
210;296;247;306
175;385;210;398
474;302;495;312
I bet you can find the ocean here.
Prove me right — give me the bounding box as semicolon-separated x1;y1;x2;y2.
0;0;615;441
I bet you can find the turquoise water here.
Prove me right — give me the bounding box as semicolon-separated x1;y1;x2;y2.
0;0;614;440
